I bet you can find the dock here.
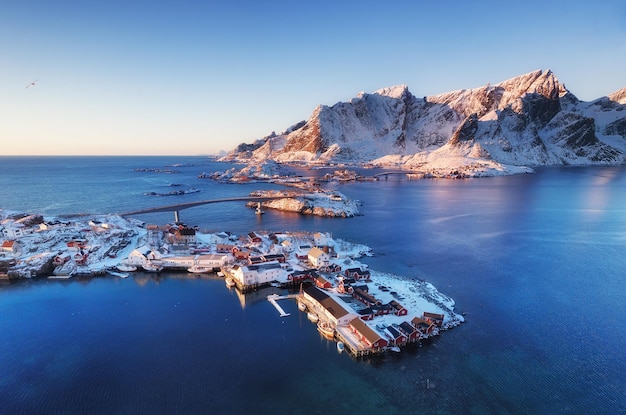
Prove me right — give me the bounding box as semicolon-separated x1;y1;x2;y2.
48;274;74;280
266;294;297;317
107;270;129;278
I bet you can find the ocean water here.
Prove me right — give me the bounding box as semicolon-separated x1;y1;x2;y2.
0;156;625;414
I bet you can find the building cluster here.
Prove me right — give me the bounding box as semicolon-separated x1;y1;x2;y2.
179;228;453;357
300;282;446;357
1;212;138;279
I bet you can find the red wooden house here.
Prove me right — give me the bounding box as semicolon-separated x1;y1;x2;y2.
398;321;421;343
423;312;445;328
349;318;388;351
66;239;88;251
353;288;381;307
288;270;318;283
262;254;286;263
385;325;407;346
371;303;392;316
247;232;262;243
389;300;408;316
344;267;371;280
357;307;375;321
314;275;332;289
411;316;436;337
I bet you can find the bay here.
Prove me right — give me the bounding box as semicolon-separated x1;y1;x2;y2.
0;156;624;414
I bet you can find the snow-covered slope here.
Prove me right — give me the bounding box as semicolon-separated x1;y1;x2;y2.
221;70;626;172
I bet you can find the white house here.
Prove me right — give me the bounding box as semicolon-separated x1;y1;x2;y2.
2;226;29;239
313;232;331;246
89;220;110;230
280;239;294;253
127;245;163;265
230;261;286;287
308;247;330;268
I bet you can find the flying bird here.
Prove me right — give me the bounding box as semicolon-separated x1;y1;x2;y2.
26;79;39;88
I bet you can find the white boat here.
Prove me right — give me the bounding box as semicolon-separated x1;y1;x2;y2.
52;263;75;278
116;262;137;272
225;277;236;288
74;266;93;276
108;270;129;278
317;321;334;339
255;202;264;215
49;267;74;279
337;341;345;353
187;265;212;274
297;301;307;312
142;262;163;272
307;312;319;323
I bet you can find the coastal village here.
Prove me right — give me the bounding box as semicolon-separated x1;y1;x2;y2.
1;205;463;358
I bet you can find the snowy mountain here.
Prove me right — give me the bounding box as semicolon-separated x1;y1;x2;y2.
221;70;626;175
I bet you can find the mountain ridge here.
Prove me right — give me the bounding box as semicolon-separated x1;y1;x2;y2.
221;70;626;176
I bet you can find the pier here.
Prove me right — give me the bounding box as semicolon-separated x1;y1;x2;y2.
266;294;297;317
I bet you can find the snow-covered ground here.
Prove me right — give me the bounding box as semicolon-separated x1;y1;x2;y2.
363;271;463;326
324;236;463;326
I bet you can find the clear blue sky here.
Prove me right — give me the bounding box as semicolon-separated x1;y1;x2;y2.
2;0;625;155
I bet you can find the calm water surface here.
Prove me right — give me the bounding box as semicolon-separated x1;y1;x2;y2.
0;157;624;414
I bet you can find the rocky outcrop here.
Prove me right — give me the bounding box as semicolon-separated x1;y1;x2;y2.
449;114;479;145
604;117;626;137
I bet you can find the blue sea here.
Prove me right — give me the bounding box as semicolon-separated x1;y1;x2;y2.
0;156;624;414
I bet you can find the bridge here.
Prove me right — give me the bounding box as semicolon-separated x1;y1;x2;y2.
372;171;413;178
119;195;287;223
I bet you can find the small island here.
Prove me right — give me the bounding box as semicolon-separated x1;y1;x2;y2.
245;189;360;218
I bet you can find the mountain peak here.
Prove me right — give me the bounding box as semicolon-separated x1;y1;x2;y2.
374;84;409;99
608;88;626;104
222;70;625;173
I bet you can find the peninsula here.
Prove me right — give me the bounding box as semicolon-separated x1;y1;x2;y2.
0;208;463;357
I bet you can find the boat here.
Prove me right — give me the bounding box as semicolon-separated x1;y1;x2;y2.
52;263;75;278
337;341;345;353
307;312;319;323
388;346;401;353
225;277;236;288
142;262;163;273
255;202;264;215
187;265;212;274
116;262;137;272
74;266;93;277
317;321;334;339
297;301;307;312
108;270;129;278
